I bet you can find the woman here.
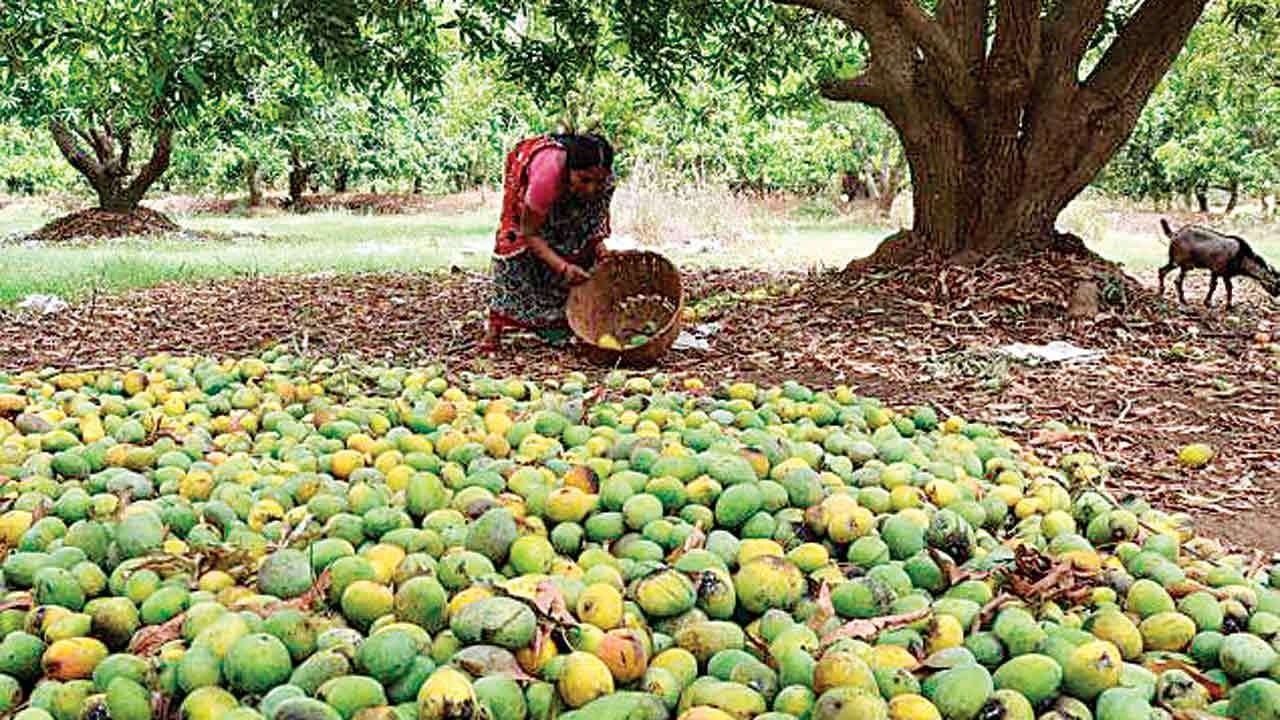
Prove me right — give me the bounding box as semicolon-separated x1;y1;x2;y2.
485;133;616;351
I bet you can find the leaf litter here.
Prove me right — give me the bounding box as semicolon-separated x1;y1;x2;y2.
0;249;1276;549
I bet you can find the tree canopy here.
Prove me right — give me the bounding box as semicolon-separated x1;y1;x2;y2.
1101;1;1280;210
0;0;446;211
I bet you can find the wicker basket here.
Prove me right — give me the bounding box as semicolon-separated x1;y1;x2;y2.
567;251;683;367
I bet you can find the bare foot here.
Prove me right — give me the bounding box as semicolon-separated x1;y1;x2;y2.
479;328;500;356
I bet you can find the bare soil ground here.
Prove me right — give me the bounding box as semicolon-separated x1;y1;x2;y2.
0;252;1276;550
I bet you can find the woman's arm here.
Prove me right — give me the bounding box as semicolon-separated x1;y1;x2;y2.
521;209;589;283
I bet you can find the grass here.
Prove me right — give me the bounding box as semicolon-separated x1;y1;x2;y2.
0;204;495;305
3;193;1280;304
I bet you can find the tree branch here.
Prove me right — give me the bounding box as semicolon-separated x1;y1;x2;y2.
124;125;172;205
1051;0;1209;202
49;121;102;183
937;0;986;67
986;0;1042;105
1085;0;1208;101
820;70;893;108
883;0;981;115
89;127;115;166
118;128;133;175
1040;0;1108;84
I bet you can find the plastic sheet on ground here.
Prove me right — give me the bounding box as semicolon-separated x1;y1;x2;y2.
674;322;722;351
997;340;1104;364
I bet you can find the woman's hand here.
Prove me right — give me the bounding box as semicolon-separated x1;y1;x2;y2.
562;263;591;285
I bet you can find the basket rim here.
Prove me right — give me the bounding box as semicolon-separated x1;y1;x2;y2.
567;249;683;356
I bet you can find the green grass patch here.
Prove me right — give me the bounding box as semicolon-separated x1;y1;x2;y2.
0;209;496;304
0;202;56;236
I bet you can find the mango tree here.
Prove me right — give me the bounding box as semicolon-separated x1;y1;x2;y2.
1096;2;1279;213
1153;3;1280;214
0;0;444;219
0;0;256;212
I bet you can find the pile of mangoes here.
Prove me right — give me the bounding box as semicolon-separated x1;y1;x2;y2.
0;350;1276;720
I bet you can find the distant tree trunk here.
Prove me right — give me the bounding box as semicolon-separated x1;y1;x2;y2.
334;166;350;193
49;120;172;213
803;0;1209;265
865;146;908;216
412;176;423;194
1224;182;1239;214
288;149;311;208
841;172;868;200
1196;188;1209;213
246;160;264;208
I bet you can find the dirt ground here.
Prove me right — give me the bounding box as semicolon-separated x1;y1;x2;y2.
0;253;1277;550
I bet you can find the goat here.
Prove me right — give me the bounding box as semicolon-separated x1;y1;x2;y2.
1157;219;1280;309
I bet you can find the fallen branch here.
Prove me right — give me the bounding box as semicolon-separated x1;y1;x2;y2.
820;607;931;648
1145;658;1227;700
129;612;187;655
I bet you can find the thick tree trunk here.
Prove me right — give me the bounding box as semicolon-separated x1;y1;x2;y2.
788;0;1208;266
246;160;264;208
412;176;423;195
1196;189;1209;213
287;149;310;208
1225;182;1239;214
334;166;350;194
49;120;172;213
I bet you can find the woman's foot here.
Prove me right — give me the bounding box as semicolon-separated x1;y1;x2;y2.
479;326;500;356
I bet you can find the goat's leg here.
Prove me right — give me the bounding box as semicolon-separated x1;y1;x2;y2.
1206;274;1218;306
1176;268;1188;304
1224;276;1233;309
1158;264;1175;298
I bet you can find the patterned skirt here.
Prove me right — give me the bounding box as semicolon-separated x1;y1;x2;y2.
489;248;596;332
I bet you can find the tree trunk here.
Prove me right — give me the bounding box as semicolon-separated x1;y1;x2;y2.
872;148;906;216
288;149;310;208
790;0;1209;266
412;176;423;194
1196;188;1209;213
246;160;264;208
1224;182;1239;214
334;166;349;193
49;120;172;213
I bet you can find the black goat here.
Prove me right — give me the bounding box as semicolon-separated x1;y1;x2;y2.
1157;219;1280;309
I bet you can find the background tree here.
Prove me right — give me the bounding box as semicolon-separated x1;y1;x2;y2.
0;0;256;213
0;0;446;219
1098;1;1279;213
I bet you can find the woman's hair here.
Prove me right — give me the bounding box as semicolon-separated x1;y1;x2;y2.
551;133;614;171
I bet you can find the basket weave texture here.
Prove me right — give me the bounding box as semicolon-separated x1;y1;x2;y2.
567;251;683;367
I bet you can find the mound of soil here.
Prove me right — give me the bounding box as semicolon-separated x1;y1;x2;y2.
23;207;180;243
292;193;446;215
